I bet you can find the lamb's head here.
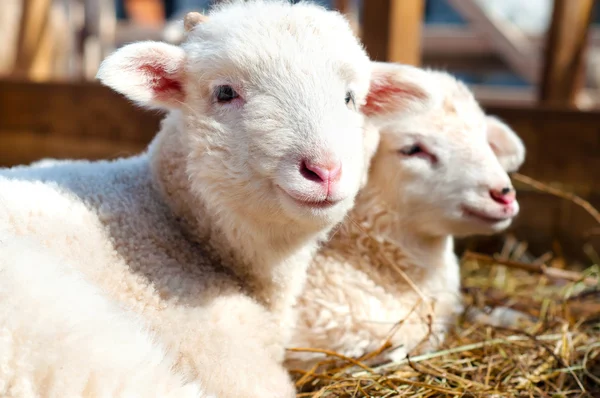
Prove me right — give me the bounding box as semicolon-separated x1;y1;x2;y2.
96;1;375;231
364;65;526;237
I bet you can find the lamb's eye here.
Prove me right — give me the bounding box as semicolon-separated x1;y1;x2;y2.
345;91;355;106
399;144;423;156
215;85;239;103
398;143;438;164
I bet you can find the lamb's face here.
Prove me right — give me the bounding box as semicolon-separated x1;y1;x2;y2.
365;69;526;237
97;1;373;229
181;2;374;228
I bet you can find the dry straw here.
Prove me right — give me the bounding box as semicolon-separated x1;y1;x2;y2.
289;173;600;397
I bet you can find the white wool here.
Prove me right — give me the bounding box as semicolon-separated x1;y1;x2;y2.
286;68;527;369
0;232;207;398
0;2;374;397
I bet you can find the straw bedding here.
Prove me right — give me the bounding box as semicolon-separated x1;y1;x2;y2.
289;175;600;397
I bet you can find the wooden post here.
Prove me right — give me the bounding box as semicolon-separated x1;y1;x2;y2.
13;0;54;81
539;0;595;107
0;0;21;76
81;0;117;81
334;0;351;14
124;0;164;26
362;0;424;65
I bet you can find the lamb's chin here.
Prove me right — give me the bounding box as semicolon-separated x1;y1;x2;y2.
451;217;514;238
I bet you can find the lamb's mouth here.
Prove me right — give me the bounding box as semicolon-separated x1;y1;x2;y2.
293;198;338;209
461;206;512;224
277;186;340;209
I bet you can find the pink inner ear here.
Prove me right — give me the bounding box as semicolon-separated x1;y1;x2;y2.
489;142;499;154
139;64;183;102
362;76;410;116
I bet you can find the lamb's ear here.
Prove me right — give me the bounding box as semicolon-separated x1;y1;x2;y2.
486;116;526;172
184;11;209;32
362;62;439;123
96;41;186;110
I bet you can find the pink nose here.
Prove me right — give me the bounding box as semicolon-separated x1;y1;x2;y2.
490;187;516;205
300;159;342;188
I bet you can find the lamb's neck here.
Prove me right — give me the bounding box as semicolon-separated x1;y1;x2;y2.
148;115;321;314
217;220;322;315
351;187;453;271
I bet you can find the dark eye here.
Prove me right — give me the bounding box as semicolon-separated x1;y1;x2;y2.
399;144;423;156
398;143;438;164
215;85;239;103
345;91;355;106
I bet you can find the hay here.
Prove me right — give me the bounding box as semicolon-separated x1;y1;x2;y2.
290;253;599;397
289;174;600;397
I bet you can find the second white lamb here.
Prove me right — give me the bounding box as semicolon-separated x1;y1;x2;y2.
286;65;526;369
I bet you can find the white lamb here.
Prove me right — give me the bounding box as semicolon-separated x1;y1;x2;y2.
0;2;426;397
285;65;526;370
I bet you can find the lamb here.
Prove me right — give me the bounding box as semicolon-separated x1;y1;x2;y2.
285;65;526;370
0;2;403;397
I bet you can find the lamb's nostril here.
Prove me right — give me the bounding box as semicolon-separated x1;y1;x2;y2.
300;161;324;183
300;159;342;185
490;187;516;205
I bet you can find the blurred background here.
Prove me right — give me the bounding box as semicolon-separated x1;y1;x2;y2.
6;0;600;106
0;0;599;264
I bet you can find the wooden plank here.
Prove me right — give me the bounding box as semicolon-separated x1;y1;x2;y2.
0;0;21;76
387;0;424;65
13;0;54;81
445;0;539;84
0;130;145;167
81;0;117;81
0;80;162;143
539;0;595;107
423;54;507;77
472;85;599;108
361;0;392;61
123;0;165;26
470;85;537;107
422;26;490;56
486;105;600;195
333;0;351;14
422;26;600;57
362;0;424;65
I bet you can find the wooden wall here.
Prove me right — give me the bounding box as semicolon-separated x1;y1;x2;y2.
1;80;598;261
0;80;159;165
461;106;600;263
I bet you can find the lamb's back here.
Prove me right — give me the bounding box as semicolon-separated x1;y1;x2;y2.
0;156;241;312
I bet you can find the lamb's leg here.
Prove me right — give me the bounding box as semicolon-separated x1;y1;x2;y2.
158;295;296;398
195;340;295;398
0;233;208;398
